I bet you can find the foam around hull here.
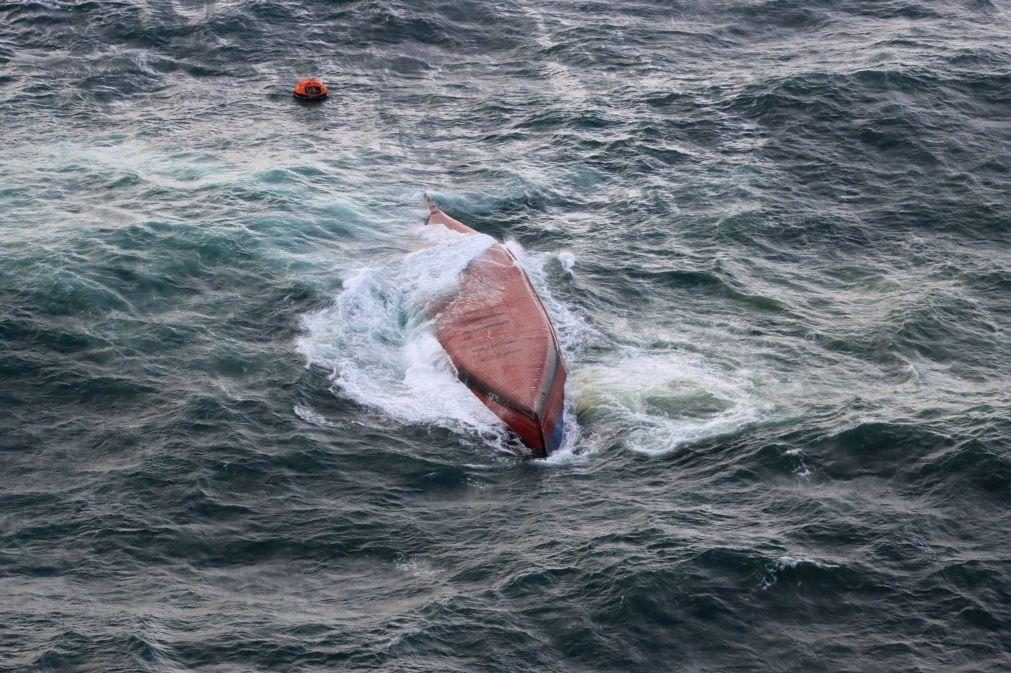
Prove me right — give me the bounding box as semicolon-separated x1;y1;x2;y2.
425;196;566;456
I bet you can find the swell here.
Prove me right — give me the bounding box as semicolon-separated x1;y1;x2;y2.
2;1;1011;672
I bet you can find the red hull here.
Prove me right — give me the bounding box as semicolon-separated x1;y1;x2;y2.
425;195;566;456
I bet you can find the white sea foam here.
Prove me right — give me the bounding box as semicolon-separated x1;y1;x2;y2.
297;228;595;456
297;229;509;441
775;555;836;569
293;404;338;428
573;351;771;456
512;243;602;357
758;555;839;590
557;251;577;275
394;556;439;578
299;224;773;459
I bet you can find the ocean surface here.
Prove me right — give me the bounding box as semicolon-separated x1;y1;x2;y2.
2;1;1010;671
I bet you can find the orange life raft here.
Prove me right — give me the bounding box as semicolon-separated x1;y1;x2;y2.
293;78;328;101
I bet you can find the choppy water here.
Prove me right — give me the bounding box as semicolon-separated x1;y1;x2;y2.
2;1;1010;671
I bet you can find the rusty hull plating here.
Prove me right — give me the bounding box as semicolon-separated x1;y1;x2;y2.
424;195;566;456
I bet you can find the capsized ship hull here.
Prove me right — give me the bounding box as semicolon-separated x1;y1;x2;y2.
425;195;566;456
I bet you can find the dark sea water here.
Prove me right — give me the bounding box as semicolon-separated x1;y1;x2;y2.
2;1;1010;671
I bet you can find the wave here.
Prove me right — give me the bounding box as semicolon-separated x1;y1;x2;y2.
297;226;505;440
574;351;771;456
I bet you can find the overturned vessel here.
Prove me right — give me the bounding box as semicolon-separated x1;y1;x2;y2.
425;195;566;456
